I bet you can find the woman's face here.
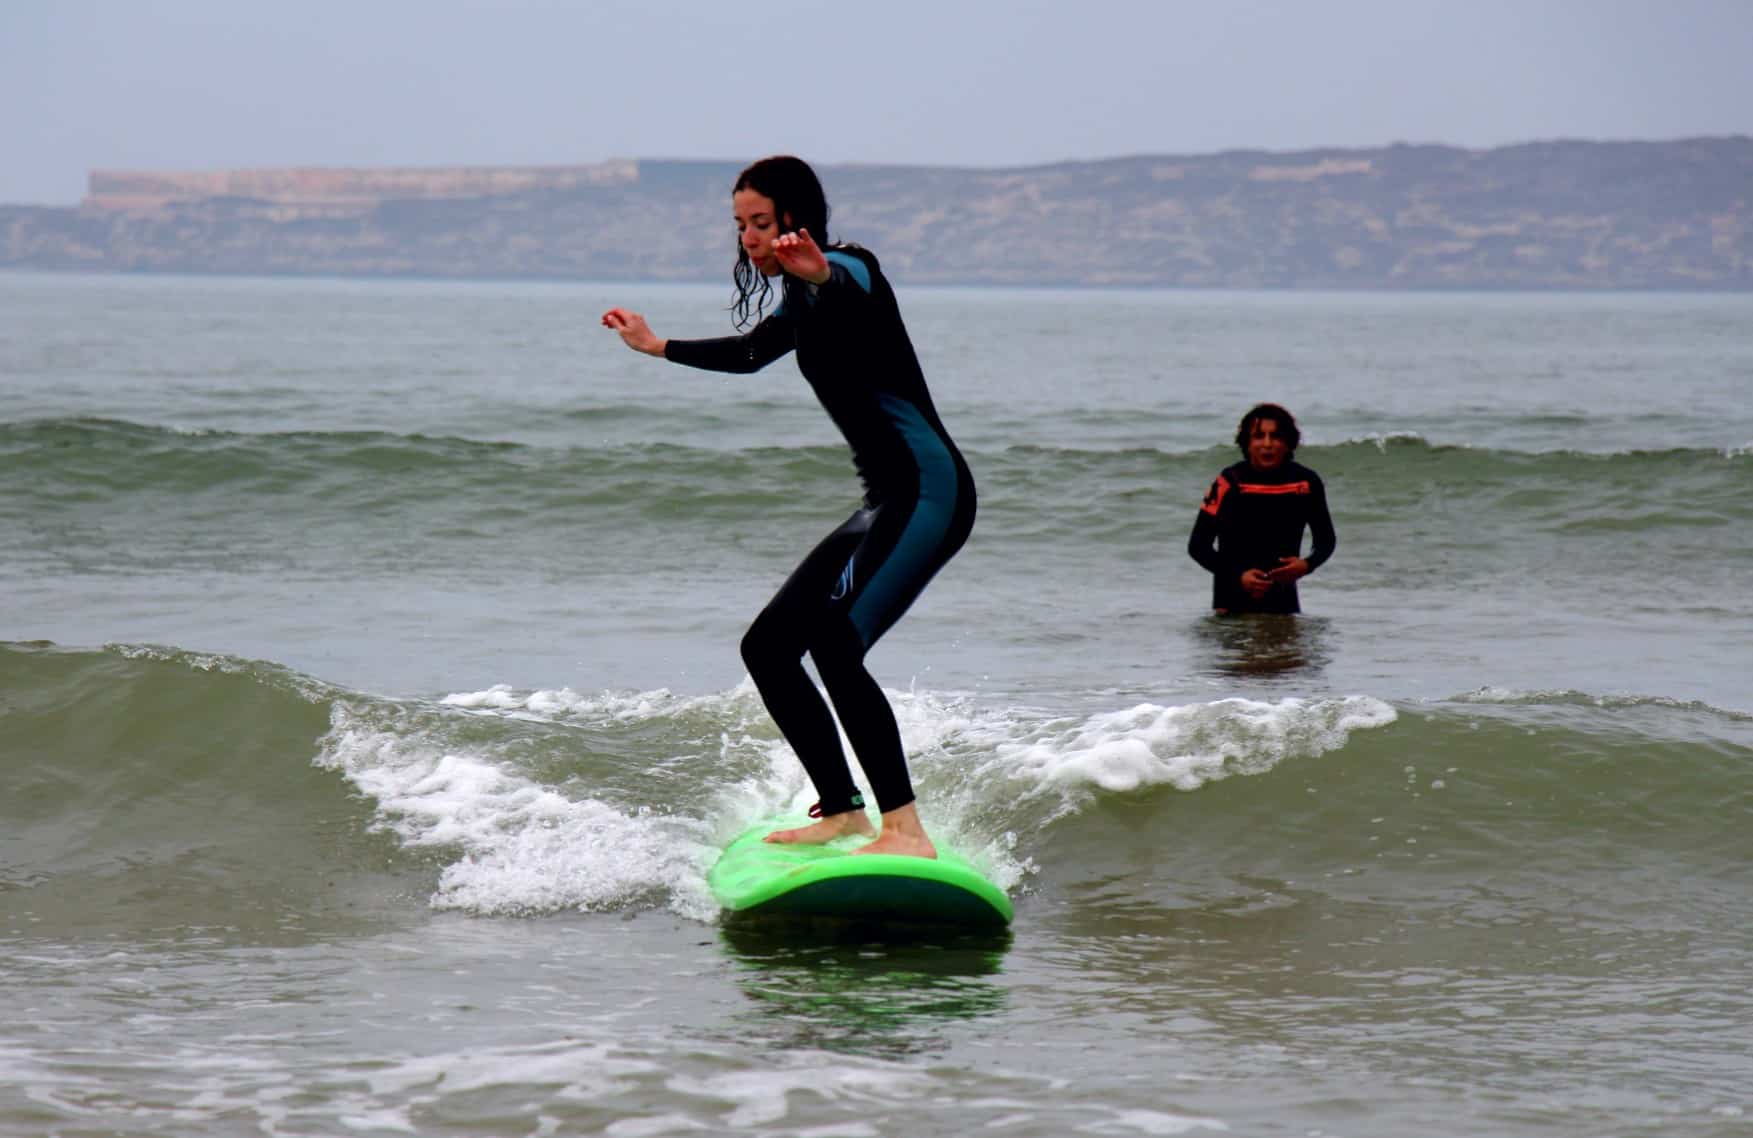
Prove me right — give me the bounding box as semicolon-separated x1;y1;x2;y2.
1246;417;1290;471
733;188;784;276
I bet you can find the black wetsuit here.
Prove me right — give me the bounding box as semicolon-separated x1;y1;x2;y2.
664;248;976;815
1188;459;1336;614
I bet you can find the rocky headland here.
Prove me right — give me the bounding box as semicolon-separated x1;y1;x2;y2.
3;138;1749;289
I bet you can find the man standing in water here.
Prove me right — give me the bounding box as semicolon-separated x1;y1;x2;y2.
1188;403;1336;615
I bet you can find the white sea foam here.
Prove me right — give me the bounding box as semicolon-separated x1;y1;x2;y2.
964;694;1397;795
1352;430;1428;451
316;702;721;919
1092;1108;1230;1134
314;686;1394;920
1451;685;1752;719
665;1063;930;1130
439;682;739;723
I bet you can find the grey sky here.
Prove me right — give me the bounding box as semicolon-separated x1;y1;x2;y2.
3;0;1750;205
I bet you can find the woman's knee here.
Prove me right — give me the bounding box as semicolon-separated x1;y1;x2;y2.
808;618;868;682
741;611;801;675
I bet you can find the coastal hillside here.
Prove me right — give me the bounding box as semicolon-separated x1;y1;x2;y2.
3;138;1749;288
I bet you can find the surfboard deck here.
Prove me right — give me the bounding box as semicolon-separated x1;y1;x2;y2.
707;820;1013;928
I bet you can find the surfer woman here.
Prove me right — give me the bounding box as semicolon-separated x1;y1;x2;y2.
601;155;975;859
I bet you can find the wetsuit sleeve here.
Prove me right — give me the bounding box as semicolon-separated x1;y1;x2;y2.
663;310;795;374
1187;474;1230;576
804;251;877;321
1303;472;1337;571
819;251;874;296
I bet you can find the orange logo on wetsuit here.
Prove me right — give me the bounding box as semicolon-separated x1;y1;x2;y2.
1202;474;1309;516
1200;474;1232;516
1237;480;1311;495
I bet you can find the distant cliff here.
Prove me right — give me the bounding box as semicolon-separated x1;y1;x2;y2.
4;139;1750;289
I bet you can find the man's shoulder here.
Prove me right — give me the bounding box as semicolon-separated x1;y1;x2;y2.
1199;462;1249;516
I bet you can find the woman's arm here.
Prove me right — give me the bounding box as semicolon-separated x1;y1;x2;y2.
602;306;794;374
664;314;795;374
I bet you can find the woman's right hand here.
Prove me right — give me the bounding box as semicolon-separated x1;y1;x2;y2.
601;308;666;357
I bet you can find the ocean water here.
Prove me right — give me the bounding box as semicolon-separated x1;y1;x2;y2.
2;270;1751;1137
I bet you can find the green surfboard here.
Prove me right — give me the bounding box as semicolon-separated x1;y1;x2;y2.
707;821;1013;928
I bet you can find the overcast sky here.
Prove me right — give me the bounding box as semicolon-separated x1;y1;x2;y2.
3;0;1750;205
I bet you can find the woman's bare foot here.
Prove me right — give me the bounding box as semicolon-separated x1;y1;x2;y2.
850;802;937;859
764;809;877;845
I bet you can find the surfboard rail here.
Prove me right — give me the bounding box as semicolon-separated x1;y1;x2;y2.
707;822;1013;928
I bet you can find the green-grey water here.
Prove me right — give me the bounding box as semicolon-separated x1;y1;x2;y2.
3;271;1751;1136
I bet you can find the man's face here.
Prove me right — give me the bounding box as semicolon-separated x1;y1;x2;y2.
1247;418;1288;471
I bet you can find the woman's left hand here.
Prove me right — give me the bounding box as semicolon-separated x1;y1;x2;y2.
773;228;830;284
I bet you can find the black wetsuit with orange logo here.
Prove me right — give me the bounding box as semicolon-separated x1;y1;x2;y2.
1188;459;1336;614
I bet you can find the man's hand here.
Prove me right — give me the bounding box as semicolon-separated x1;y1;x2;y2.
1267;556;1310;585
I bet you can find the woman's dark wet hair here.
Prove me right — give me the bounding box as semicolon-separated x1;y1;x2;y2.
731;155;832;329
1235;402;1301;458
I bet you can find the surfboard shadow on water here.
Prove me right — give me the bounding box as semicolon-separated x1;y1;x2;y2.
719;912;1013;954
717;917;1012;1055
